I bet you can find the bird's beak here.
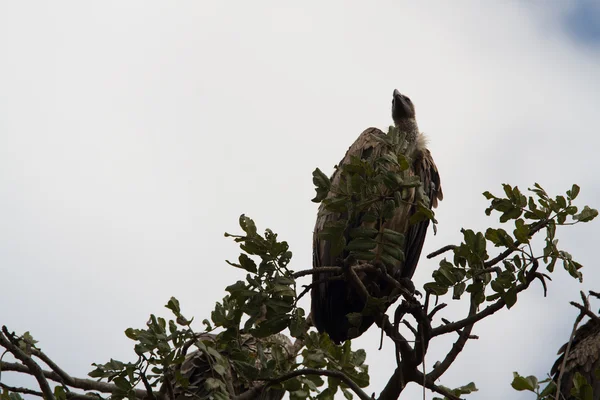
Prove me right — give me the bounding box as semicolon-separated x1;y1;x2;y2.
392;89;408;110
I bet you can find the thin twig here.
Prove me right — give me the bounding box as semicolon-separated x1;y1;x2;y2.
569;302;600;325
427;245;457;259
0;382;44;397
296;275;344;303
292;266;342;279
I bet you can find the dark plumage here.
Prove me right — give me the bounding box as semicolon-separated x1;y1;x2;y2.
311;90;443;344
161;333;293;400
552;318;600;399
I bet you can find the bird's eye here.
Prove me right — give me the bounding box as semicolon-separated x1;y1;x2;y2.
405;97;412;103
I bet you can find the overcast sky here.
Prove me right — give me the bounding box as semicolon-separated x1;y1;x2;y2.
2;2;600;399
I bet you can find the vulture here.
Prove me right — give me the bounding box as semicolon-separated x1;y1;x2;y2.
311;89;443;344
552;317;600;399
160;333;294;400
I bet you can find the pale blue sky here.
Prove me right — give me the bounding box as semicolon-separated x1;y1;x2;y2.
1;2;600;399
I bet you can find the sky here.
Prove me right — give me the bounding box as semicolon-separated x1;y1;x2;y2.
1;1;600;399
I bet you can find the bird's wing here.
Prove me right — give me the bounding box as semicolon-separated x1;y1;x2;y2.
313;127;387;270
311;127;386;343
400;147;443;280
552;319;600;398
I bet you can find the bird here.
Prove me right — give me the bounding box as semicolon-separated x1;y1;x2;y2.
311;89;443;344
551;317;600;399
160;333;294;400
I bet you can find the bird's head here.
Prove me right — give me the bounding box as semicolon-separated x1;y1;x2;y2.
391;89;416;125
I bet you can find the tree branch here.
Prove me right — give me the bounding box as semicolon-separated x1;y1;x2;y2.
0;382;104;400
0;326;55;400
428;302;477;382
0;360;147;398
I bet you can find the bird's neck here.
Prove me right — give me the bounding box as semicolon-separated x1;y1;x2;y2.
395;119;419;143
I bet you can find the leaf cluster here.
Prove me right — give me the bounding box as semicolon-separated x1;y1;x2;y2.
87;215;369;400
424;183;597;309
432;382;478;400
510;371;599;400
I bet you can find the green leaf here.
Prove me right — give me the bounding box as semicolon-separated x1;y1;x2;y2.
482;191;496;200
485;228;513;247
239;214;257;236
568;184;580;200
539;380;556;396
500;207;522;223
346;238;377;252
503;184;513;200
574;206;598;222
349;227;379;239
205;377;223;390
312;168;331;202
453;282;466;300
54;386;67;400
252;315;290;337
165;297;181;314
113;376;131;391
513;218;530;244
382;244;404;262
511;373;535;391
503;288;518;309
382;229;404;246
341;388;353;400
424;282;449;296
238;254;257;273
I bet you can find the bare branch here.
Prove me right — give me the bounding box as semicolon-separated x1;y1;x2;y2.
0;326;54;400
427;303;447;320
428;302;477;382
378;366;410;400
0;382;44;398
